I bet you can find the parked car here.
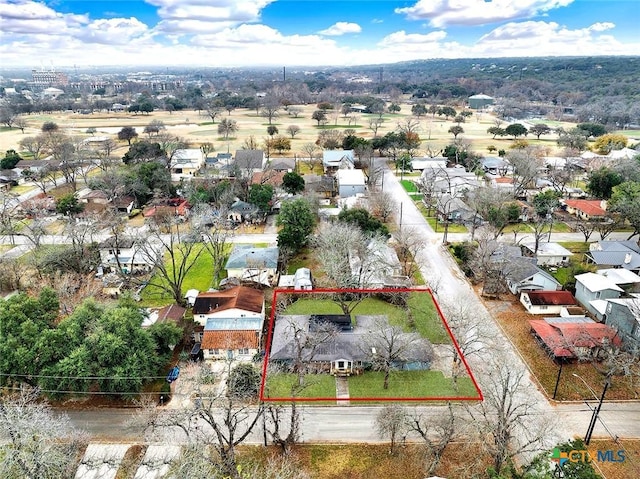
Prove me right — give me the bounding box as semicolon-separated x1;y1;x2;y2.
166;366;180;383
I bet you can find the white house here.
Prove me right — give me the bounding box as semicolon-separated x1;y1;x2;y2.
323;150;355;171
520;290;578;315
521;241;573;266
170;148;205;181
97;237;159;274
336;169;366;197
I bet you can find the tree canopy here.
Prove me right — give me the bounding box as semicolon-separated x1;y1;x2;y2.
277;198;316;253
338;208;389;237
0;292;182;398
282;171;305;194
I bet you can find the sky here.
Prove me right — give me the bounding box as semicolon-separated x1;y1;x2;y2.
1;0;639;69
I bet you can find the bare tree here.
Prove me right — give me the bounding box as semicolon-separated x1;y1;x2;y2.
361;317;433;389
441;298;490;386
301;143;320;170
19;135;47;160
466;357;553;475
506;147;544;198
138;362;263;479
0;191;20;244
135;216;205;305
368;190;396;223
405;403;458;476
198;219;232;289
393;226;424;279
260;98;280;125
0;387;88;479
572;216;597;243
375;404;408;455
368;117;384;137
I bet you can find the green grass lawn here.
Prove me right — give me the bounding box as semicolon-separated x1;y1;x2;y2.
425;217;468;234
263;373;336;399
400;179;419;193
139;243;232;305
557;241;591;253
282;292;449;344
348;371;478;399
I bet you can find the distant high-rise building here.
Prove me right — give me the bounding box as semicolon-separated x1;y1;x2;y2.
31;68;68;88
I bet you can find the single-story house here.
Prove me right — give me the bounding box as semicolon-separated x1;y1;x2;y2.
563;199;607;221
278;267;313;290
233;149;266;176
269;158;296;172
349;240;408;289
596;268;640;293
520;290;578;315
112;196;136;215
80;189;110;204
225;245;279;287
97;236;158;274
336;169;366;197
481;157;509;176
269;315;432;376
603;295;640;348
410;157;447;171
143;304;187;328
504;261;561;295
322;150;355;171
521;241;573;266
306;175;337;198
250;170;286;188
574;272;624;320
529;317;622;359
420;167;481;197
436;194;481;226
586;241;640;274
228;200;261;224
143;198;190;219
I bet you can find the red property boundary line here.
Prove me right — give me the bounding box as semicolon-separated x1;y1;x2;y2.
259;287;483;403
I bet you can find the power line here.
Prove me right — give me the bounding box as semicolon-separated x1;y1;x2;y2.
0;372;169;381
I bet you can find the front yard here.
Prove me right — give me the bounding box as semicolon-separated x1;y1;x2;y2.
263;371;478;401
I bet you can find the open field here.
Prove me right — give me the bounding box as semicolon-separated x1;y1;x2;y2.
0;102;581;160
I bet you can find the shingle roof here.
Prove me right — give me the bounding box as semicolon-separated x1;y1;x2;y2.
234;149;264;169
524;290;577;306
192;286;264;315
225;245;279;270
202;330;260;350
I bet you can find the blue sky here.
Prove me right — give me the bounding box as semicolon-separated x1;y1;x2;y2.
1;0;638;68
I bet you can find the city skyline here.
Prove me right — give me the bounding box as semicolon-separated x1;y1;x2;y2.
1;0;639;68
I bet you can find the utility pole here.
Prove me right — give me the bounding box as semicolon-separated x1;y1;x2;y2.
585;377;610;445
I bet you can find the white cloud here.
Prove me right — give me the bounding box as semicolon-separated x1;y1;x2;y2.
395;0;574;27
474;20;637;57
378;30;447;46
318;22;362;36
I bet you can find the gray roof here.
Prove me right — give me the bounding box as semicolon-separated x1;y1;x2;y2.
234;149;264;169
588;251;640;271
98;236;136;249
225;245;279;269
269;315;431;363
504;260;559;285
